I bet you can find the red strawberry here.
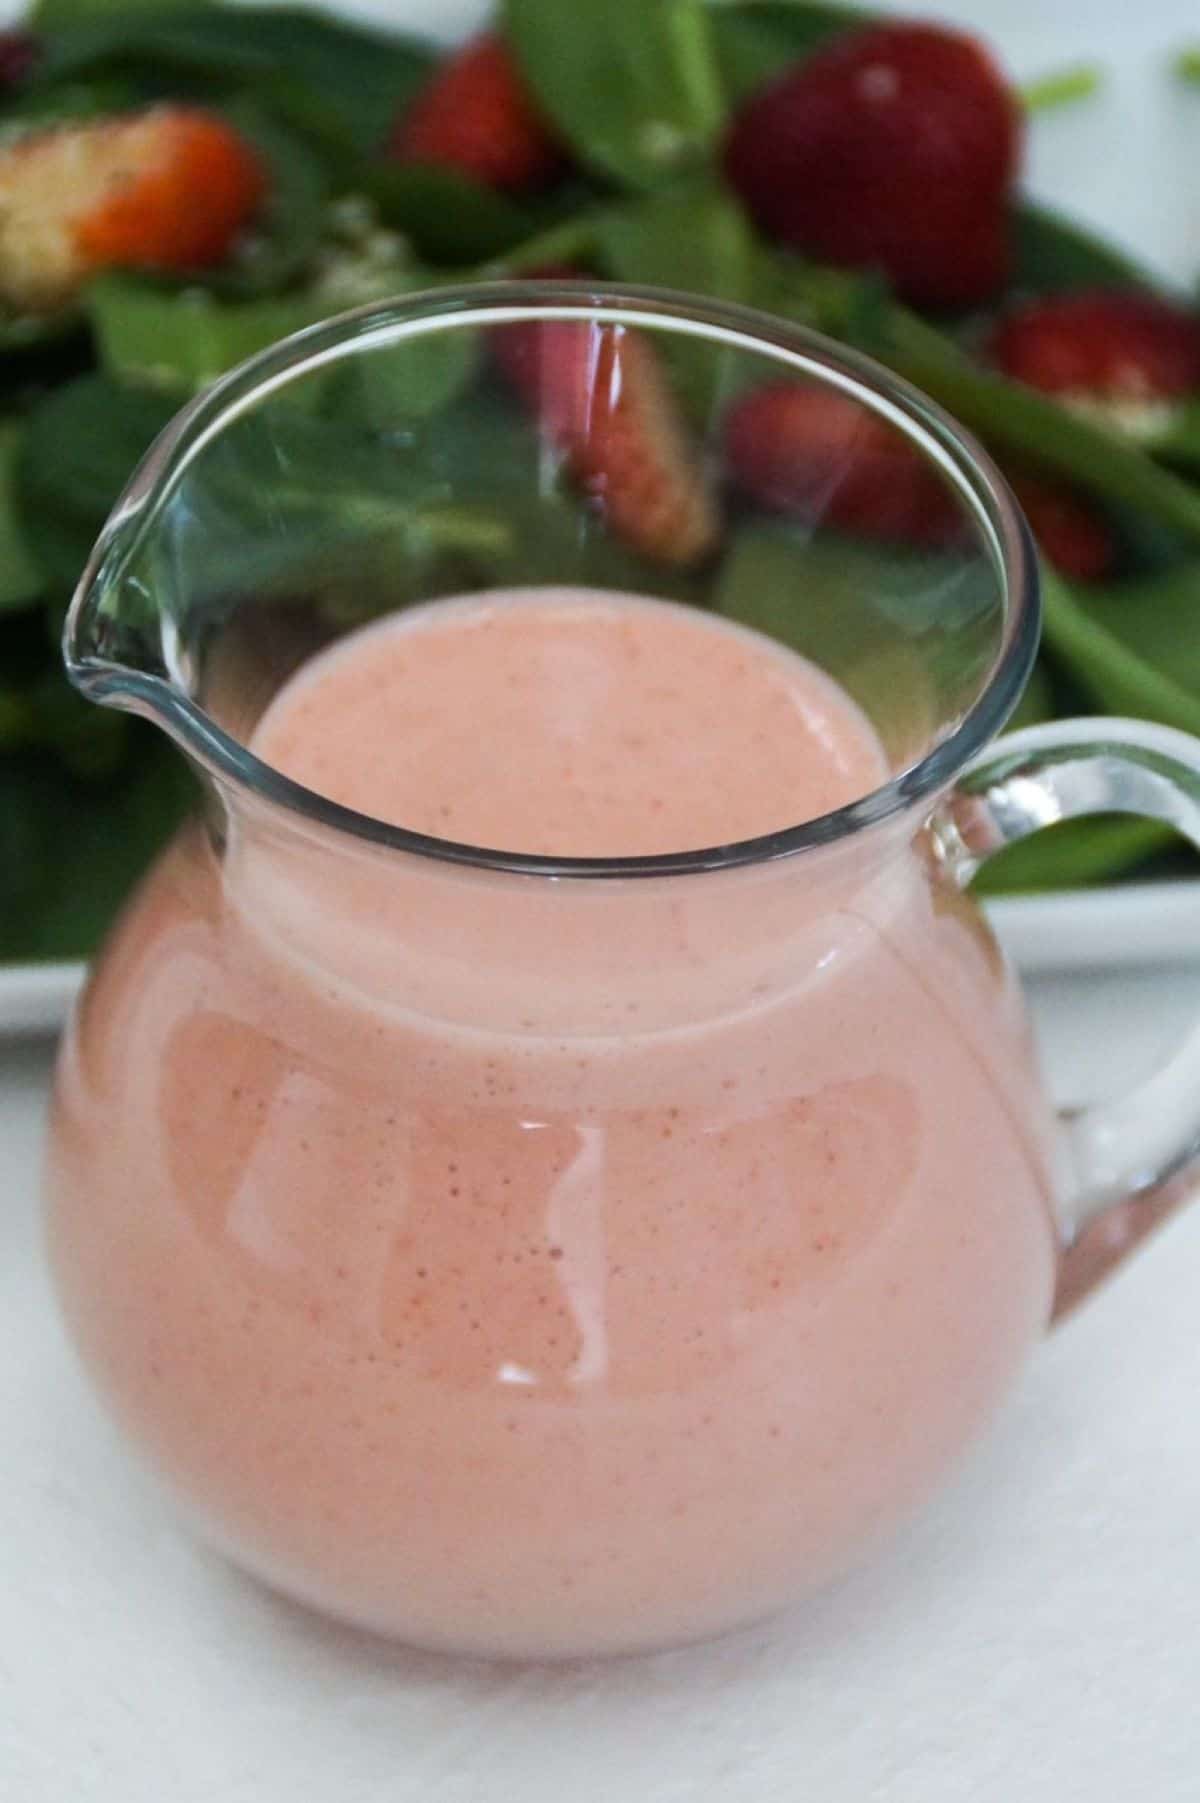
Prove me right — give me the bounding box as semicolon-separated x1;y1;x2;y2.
494;318;720;566
724;382;962;546
1010;476;1117;583
723;22;1020;309
0;107;266;310
988;290;1200;427
387;33;563;192
0;29;38;89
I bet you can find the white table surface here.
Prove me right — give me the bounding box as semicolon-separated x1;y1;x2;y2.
5;964;1200;1803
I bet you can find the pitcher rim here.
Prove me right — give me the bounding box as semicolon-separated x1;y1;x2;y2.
65;280;1040;880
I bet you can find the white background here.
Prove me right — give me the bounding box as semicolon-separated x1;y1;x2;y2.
4;0;1200;1798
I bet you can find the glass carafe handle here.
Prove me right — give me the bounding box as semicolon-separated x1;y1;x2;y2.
932;717;1200;1318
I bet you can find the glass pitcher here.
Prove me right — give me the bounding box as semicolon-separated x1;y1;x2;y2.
46;285;1200;1660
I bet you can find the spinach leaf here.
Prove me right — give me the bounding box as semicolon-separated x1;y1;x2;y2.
1008;655;1054;729
2;72;144;129
0;670;130;778
110;389;530;640
595;177;756;302
87;277;327;389
973;816;1174;894
505;0;725;189
383;383;708;601
707;0;865;102
480;213;607;278
1039;563;1200;736
972;639;1180;892
1011;203;1160;296
0;740;189;960
0;424;44;613
362;163;539;265
207;9;433;156
0;308;84;355
594;179;758;417
1151;400;1200;473
329;322;479;429
712;525;993;767
87;247;462;398
36;7;434;155
18;373;181;594
31;0;214;22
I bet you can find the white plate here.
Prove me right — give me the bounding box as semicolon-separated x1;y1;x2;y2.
5;0;1200;1034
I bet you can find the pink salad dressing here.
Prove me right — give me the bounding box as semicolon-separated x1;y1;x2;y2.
47;587;1059;1657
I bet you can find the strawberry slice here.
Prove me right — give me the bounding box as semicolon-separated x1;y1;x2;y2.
0;107;266;310
988;290;1200;434
725;382;1116;581
723;22;1020;309
387;33;563;193
494;317;721;567
724;382;962;546
1009;475;1117;583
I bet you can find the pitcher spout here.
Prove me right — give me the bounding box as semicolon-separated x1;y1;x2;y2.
65;530;169;719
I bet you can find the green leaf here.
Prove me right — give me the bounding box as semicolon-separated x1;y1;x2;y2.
782;266;1200;546
1007;655;1054;730
712;525;996;767
328;325;479;430
212;9;433;157
480;213;607;278
1020;63;1103;114
973;815;1174;894
1011;202;1159;296
595;177;756;301
362;163;539;266
0;425;44;613
17;373;181;594
1;72;144;130
1039;561;1200;735
96;387;535;644
974;628;1182;893
892;328;1200;545
594;178;758;417
35;9;274;85
1150;398;1200;472
87;277;321;389
87;248;461;399
31;0;214;23
0;739;190;961
506;0;725;189
36;7;434;155
706;0;866;102
374;384;708;602
0;670;130;777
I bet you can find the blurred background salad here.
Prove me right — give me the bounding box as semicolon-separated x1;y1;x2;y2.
3;0;1200;964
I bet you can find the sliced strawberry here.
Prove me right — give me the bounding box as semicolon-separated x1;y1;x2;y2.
723;22;1020;309
988;290;1200;430
494;318;720;567
1010;475;1117;583
387;33;563;193
724;382;962;547
0;107;266;310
